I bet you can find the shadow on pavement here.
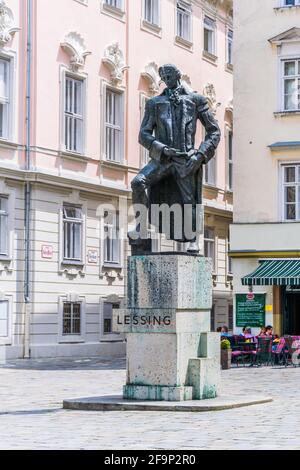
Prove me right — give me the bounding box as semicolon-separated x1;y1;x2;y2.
0;357;126;371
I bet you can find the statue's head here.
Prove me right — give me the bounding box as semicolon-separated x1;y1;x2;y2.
159;64;182;89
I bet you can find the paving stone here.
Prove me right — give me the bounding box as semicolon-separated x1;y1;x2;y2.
0;357;300;449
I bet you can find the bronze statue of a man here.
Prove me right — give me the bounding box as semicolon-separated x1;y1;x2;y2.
130;64;221;253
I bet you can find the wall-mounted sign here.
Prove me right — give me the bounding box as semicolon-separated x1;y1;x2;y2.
87;250;98;264
41;245;53;259
236;293;266;328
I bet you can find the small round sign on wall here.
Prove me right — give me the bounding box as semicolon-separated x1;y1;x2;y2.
247;292;255;301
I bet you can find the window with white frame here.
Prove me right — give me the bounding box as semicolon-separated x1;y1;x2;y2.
227;231;233;275
105;88;124;162
204;227;216;271
63;302;81;335
0;196;8;256
204;16;216;55
204;157;216;186
63;205;83;262
0;300;9;337
64;75;84;153
0;58;10;140
104;0;123;9
227;29;233;66
283;0;300;6
144;0;159;25
282;59;300;111
282;164;300;221
104;210;120;265
176;1;192;42
103;301;120;334
227;129;233;191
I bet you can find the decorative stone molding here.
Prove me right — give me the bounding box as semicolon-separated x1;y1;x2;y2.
269;27;300;45
203;83;221;115
100;267;124;282
0;1;20;47
181;74;194;93
141;62;160;94
225;99;233;115
204;0;232;14
61;32;91;71
102;42;129;86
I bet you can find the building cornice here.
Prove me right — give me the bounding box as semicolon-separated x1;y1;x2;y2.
0;167;131;197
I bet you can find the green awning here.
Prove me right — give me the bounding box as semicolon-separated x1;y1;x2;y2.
242;260;300;286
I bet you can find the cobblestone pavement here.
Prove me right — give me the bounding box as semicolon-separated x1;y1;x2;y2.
0;357;300;450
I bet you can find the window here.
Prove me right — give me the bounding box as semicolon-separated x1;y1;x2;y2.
144;0;159;25
204;16;216;55
227;29;233;66
105;0;123;9
64;75;84;153
63;302;81;335
176;1;192;42
105;89;124;162
204;227;215;271
0;196;8;256
282;164;300;221
0;58;10;139
282;60;300;111
63;205;83;262
103;302;120;334
227;232;233;275
104;211;120;264
283;0;300;6
0;300;8;337
204;158;216;186
228;130;233;191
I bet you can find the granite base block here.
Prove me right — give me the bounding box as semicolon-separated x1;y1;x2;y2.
123;385;194;402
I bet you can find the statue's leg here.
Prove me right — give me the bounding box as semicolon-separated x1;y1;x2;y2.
131;159;170;207
129;160;171;249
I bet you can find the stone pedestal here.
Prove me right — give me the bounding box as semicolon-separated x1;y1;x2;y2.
113;254;220;402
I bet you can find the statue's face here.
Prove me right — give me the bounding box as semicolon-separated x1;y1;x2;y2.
160;68;179;89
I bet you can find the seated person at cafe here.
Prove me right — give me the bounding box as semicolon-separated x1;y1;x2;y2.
265;325;274;337
258;326;267;337
221;326;230;337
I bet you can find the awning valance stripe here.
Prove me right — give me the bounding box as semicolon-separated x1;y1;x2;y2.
242;260;300;286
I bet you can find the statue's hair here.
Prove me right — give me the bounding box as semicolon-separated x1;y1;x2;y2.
158;64;182;80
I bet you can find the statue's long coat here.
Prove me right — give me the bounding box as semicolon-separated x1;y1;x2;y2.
139;86;221;241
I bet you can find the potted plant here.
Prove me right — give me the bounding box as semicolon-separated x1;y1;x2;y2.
221;339;232;370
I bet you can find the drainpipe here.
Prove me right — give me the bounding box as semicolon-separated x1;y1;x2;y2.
24;0;32;358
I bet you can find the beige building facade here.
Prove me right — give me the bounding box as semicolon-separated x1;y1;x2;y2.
231;0;300;336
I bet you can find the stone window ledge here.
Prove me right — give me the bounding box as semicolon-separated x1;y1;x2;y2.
274;6;300;11
225;63;233;73
60;150;88;162
0;139;20;150
102;3;125;21
61;260;84;266
102;159;127;170
202;50;218;66
175;36;193;51
274;111;300;117
141;20;161;36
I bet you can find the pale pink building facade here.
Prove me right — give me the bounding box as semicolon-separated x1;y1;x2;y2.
0;0;233;359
